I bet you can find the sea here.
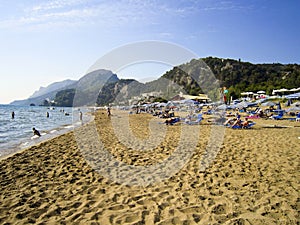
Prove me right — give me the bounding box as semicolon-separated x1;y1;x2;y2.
0;105;92;158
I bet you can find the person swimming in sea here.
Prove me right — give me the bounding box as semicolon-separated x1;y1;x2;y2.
32;127;41;137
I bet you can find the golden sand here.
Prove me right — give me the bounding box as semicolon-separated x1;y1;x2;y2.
0;110;299;224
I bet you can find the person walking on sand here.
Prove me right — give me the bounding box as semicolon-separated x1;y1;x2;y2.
11;111;15;119
107;107;111;116
32;127;41;137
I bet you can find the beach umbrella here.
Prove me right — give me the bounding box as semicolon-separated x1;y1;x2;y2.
157;102;167;108
289;88;299;92
261;101;276;107
286;107;300;112
166;101;175;107
236;101;257;109
235;102;249;109
291;101;300;107
255;98;268;104
216;104;234;110
241;91;254;96
180;99;197;105
278;88;289;92
285;92;300;99
130;105;138;108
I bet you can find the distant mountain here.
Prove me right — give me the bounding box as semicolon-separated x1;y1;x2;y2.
55;69;120;107
10;57;300;107
30;79;77;98
10;79;77;106
10;90;64;106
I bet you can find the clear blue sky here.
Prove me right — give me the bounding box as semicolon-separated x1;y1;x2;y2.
0;0;299;104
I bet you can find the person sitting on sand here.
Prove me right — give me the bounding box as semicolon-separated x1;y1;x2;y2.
32;128;41;137
224;118;234;126
184;115;192;124
241;118;249;128
231;117;242;128
165;117;178;125
160;111;170;118
296;112;300;122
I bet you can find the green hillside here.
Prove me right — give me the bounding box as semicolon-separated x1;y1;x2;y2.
203;57;300;98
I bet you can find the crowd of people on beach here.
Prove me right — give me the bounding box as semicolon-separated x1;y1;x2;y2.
126;97;300;128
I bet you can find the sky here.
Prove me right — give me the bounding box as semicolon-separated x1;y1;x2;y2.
0;0;299;104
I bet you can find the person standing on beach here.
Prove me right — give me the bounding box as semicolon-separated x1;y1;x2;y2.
79;111;83;121
223;87;229;105
11;111;15;119
107;107;111;116
32;128;41;137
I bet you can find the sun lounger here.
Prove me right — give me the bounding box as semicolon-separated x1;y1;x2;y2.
186;114;203;125
231;122;256;129
287;113;300;121
224;121;256;129
269;112;284;120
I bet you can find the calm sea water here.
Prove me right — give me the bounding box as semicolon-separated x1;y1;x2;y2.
0;105;91;158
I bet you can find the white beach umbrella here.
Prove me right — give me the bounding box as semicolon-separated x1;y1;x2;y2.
236;101;257;108
285;92;300;99
261;101;276;107
278;88;289;92
291;101;300;107
286;107;300;112
257;90;266;94
289;88;298;92
216;104;235;110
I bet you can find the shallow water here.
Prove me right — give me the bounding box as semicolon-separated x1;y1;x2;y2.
0;105;91;158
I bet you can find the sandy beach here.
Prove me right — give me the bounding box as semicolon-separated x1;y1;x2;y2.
0;109;299;224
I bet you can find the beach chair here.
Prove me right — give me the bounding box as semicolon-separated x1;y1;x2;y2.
159;117;181;125
168;117;181;125
231;122;256;129
270;111;284;120
187;114;203;125
287;113;300;121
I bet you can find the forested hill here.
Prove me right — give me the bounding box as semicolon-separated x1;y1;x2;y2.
202;57;300;98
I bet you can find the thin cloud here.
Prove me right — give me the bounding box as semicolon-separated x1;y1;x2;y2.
0;0;254;30
29;0;87;12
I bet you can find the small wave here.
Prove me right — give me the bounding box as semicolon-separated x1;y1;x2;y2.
20;142;29;147
64;125;75;129
31;135;40;140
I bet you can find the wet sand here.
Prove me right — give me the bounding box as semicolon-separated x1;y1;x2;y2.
0;110;299;224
